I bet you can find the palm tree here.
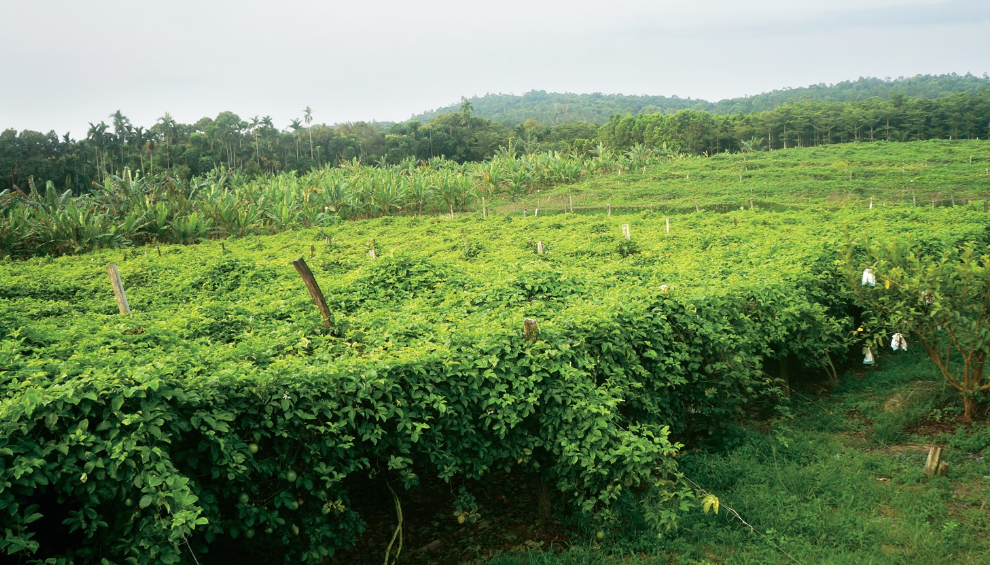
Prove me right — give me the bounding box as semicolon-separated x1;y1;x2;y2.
157;112;177;170
87;121;110;180
261;116;276;172
109;110;132;173
289;119;303;161
250;115;262;166
304;106;314;161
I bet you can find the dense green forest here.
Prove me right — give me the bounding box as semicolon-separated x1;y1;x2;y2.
2;75;989;196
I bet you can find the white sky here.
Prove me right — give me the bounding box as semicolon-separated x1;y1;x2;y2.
1;0;987;138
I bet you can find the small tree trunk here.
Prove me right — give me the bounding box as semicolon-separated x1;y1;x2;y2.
963;397;975;420
538;476;552;529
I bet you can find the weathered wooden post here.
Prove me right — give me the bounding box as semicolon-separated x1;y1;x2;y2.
482;197;487;219
665;217;670;234
156;245;161;257
106;263;131;315
695;202;699;213
369;238;376;259
607;203;611;217
622;224;631;239
537;241;544;255
291;258;333;329
869;197;873;210
310;244;315;258
924;445;943;477
569;194;573;213
749;198;754;210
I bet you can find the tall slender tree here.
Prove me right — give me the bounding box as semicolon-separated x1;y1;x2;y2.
304;106;314;161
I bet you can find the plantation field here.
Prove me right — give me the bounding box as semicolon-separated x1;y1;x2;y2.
2;140;990;563
3;140;988;259
521;139;990;212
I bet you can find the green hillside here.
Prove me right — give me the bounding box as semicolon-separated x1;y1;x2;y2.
412;74;990;125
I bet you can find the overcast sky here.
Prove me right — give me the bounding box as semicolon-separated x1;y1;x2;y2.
2;0;988;139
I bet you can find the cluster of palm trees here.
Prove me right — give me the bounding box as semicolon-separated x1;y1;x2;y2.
84;111;180;180
0;144;683;257
80;108;322;185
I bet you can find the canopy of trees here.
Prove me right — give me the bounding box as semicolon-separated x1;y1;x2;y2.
2;74;988;194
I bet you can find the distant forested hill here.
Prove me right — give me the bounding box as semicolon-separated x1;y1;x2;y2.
412;73;990;125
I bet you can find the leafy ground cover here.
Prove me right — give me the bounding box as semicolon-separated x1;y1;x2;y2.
1;140;989;563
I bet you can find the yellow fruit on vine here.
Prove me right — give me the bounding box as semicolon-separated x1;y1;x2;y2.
248;443;259;454
596;530;605;540
286;470;297;482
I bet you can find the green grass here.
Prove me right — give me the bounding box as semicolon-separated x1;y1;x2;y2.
478;351;990;564
516;140;990;212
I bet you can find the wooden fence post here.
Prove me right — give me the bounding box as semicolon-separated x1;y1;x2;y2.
869;197;873;210
482;197;487;219
622;224;631;239
924;445;943;477
106;263;131;315
537;241;544;255
291;258;333;329
569;194;573;213
607;203;611;217
665;217;670;234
